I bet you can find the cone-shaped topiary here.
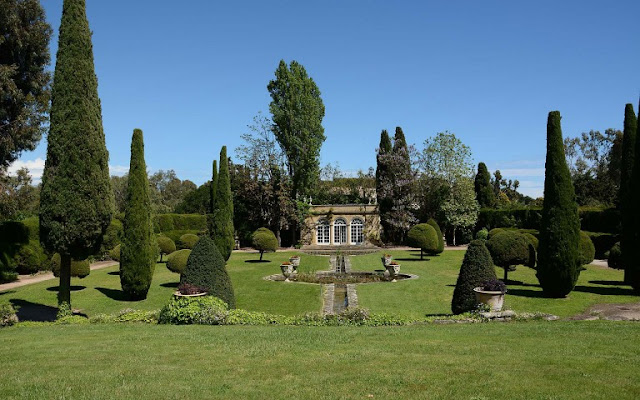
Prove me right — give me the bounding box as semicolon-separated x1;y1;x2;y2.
426;218;445;254
166;249;191;274
210;159;218;214
406;223;438;260
210;146;235;261
620;104;636;284
486;230;530;282
475;162;496;208
39;0;113;306
51;253;90;278
251;227;278;260
181;236;235;308
179;233;199;249
120;129;158;300
537;111;581;297
451;240;497;314
578;231;595;266
157;236;176;262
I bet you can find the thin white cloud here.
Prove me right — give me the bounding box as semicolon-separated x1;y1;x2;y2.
7;158;46;182
109;165;128;176
497;168;545;177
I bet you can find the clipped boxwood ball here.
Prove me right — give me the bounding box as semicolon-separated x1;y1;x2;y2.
578;231;595;266
179;234;200;249
607;242;623;270
157;236;177;256
51;253;90;278
251;227;278;260
406;223;438;259
109;244;121;262
166;249;191;274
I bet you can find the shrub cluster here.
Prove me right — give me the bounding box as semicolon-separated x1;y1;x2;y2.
51;253;90;278
158;295;228;325
1;303;18;327
166;249;191;274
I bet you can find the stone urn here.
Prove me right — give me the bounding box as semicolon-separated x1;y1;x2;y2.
289;256;300;272
386;263;400;282
473;287;506;311
173;291;208;298
280;263;294;282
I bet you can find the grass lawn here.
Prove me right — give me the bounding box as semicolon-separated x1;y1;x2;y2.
0;251;328;319
1;321;639;399
351;250;639;318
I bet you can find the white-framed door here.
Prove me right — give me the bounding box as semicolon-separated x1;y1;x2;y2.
333;218;347;245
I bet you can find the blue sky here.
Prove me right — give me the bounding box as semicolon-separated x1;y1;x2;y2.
9;0;640;198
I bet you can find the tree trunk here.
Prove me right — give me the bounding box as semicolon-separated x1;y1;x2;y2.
260;251;264;261
452;227;457;246
276;230;281;247
503;266;508;283
159;253;163;263
420;249;423;260
58;254;72;306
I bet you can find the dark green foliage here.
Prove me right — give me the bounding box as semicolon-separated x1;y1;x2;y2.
451;240;497;314
153;214;207;233
522;233;539;250
181;236;235;308
155;214;175;232
39;0;113;305
0;0;52;169
486;230;531;281
120;129;157;300
578;231;595;266
12;240;48;274
109;244;120;262
175;183;211;214
51;253;89;278
620;104;637;283
585;231;619;259
179;234;200;250
166;249;191;274
0;218;47;274
607;242;623;270
487;228;506;239
158;295;228;325
99;219;123;257
376;130;393;241
210;146;235;261
476;228;489;240
157;236;176;261
629;100;640;290
475;163;496;208
210;160;218;214
537;111;581;297
251;227;278;260
406;224;438;259
426;219;445;254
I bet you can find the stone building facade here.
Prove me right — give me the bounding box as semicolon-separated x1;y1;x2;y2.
302;204;381;247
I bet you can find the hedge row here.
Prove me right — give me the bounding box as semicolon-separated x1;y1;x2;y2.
478;207;621;234
154;214;207;233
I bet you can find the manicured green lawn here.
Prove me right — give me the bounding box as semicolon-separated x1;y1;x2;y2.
0;251;327;319
352;250;639;318
1;321;639;399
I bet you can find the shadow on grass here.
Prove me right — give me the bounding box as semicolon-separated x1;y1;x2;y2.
574;285;635;296
10;299;57;322
46;285;86;292
506;288;547;298
0;290;16;296
160;282;179;288
394;257;429;262
505;280;539;288
95;287;138;302
245;260;271;264
589;280;626;286
107;271;119;276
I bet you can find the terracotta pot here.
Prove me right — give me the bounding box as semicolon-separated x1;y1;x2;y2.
473;287;506;311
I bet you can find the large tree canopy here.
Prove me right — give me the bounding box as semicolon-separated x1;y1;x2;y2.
0;0;52;170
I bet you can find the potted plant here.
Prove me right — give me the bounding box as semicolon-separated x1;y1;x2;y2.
386;261;400;282
382;254;392;267
174;282;208;298
280;261;294;282
289;255;301;271
473;279;506;311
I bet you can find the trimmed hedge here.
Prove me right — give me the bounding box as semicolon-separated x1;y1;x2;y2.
578;231;596;266
51;253;90;278
584;231;619;259
166;249;191;274
13;242;49;274
406;223;439;259
160;229;202;245
154;214;207;233
451;240;497;314
179;234;200;250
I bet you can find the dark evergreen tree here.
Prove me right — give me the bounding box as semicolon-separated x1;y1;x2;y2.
376;130;393;241
120;129;157;300
426;218;445;254
536;111;581;297
451;240;496;314
393;126;410;163
210;146;235;261
630;100;640;292
210;159;218;214
620;103;636;284
474;162;496;208
181;236;235;308
39;0;112;306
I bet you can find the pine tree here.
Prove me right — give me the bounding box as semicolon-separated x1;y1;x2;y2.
210;146;235;261
620;103;636;284
536;111;581;297
39;0;112;306
120;129;157;299
451;240;496;314
210;159;218;214
630;100;640;292
474;162;496;208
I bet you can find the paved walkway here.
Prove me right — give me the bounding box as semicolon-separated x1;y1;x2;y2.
0;261;118;292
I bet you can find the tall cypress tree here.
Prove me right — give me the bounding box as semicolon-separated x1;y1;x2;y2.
211;146;235;261
393;126;410;163
39;0;112;306
120;129;157;300
536;111;581;297
210;159;218;214
629;100;640;292
376;130;393;241
620;103;636;284
474;162;496;208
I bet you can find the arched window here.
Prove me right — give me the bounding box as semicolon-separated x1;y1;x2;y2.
334;218;347;245
350;218;364;244
316;219;330;245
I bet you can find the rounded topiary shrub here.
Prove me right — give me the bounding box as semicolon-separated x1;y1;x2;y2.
109;244;121;262
487;228;506;240
251;227;278;261
426;219;445;254
406;223;438;260
51;253;90;278
181;236;235;308
13;242;48;274
179;233;200;250
607;242;623;270
157;236;176;262
476;228;489;241
166;249;191;274
451;240;497;314
486;230;531;282
578;231;595;266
